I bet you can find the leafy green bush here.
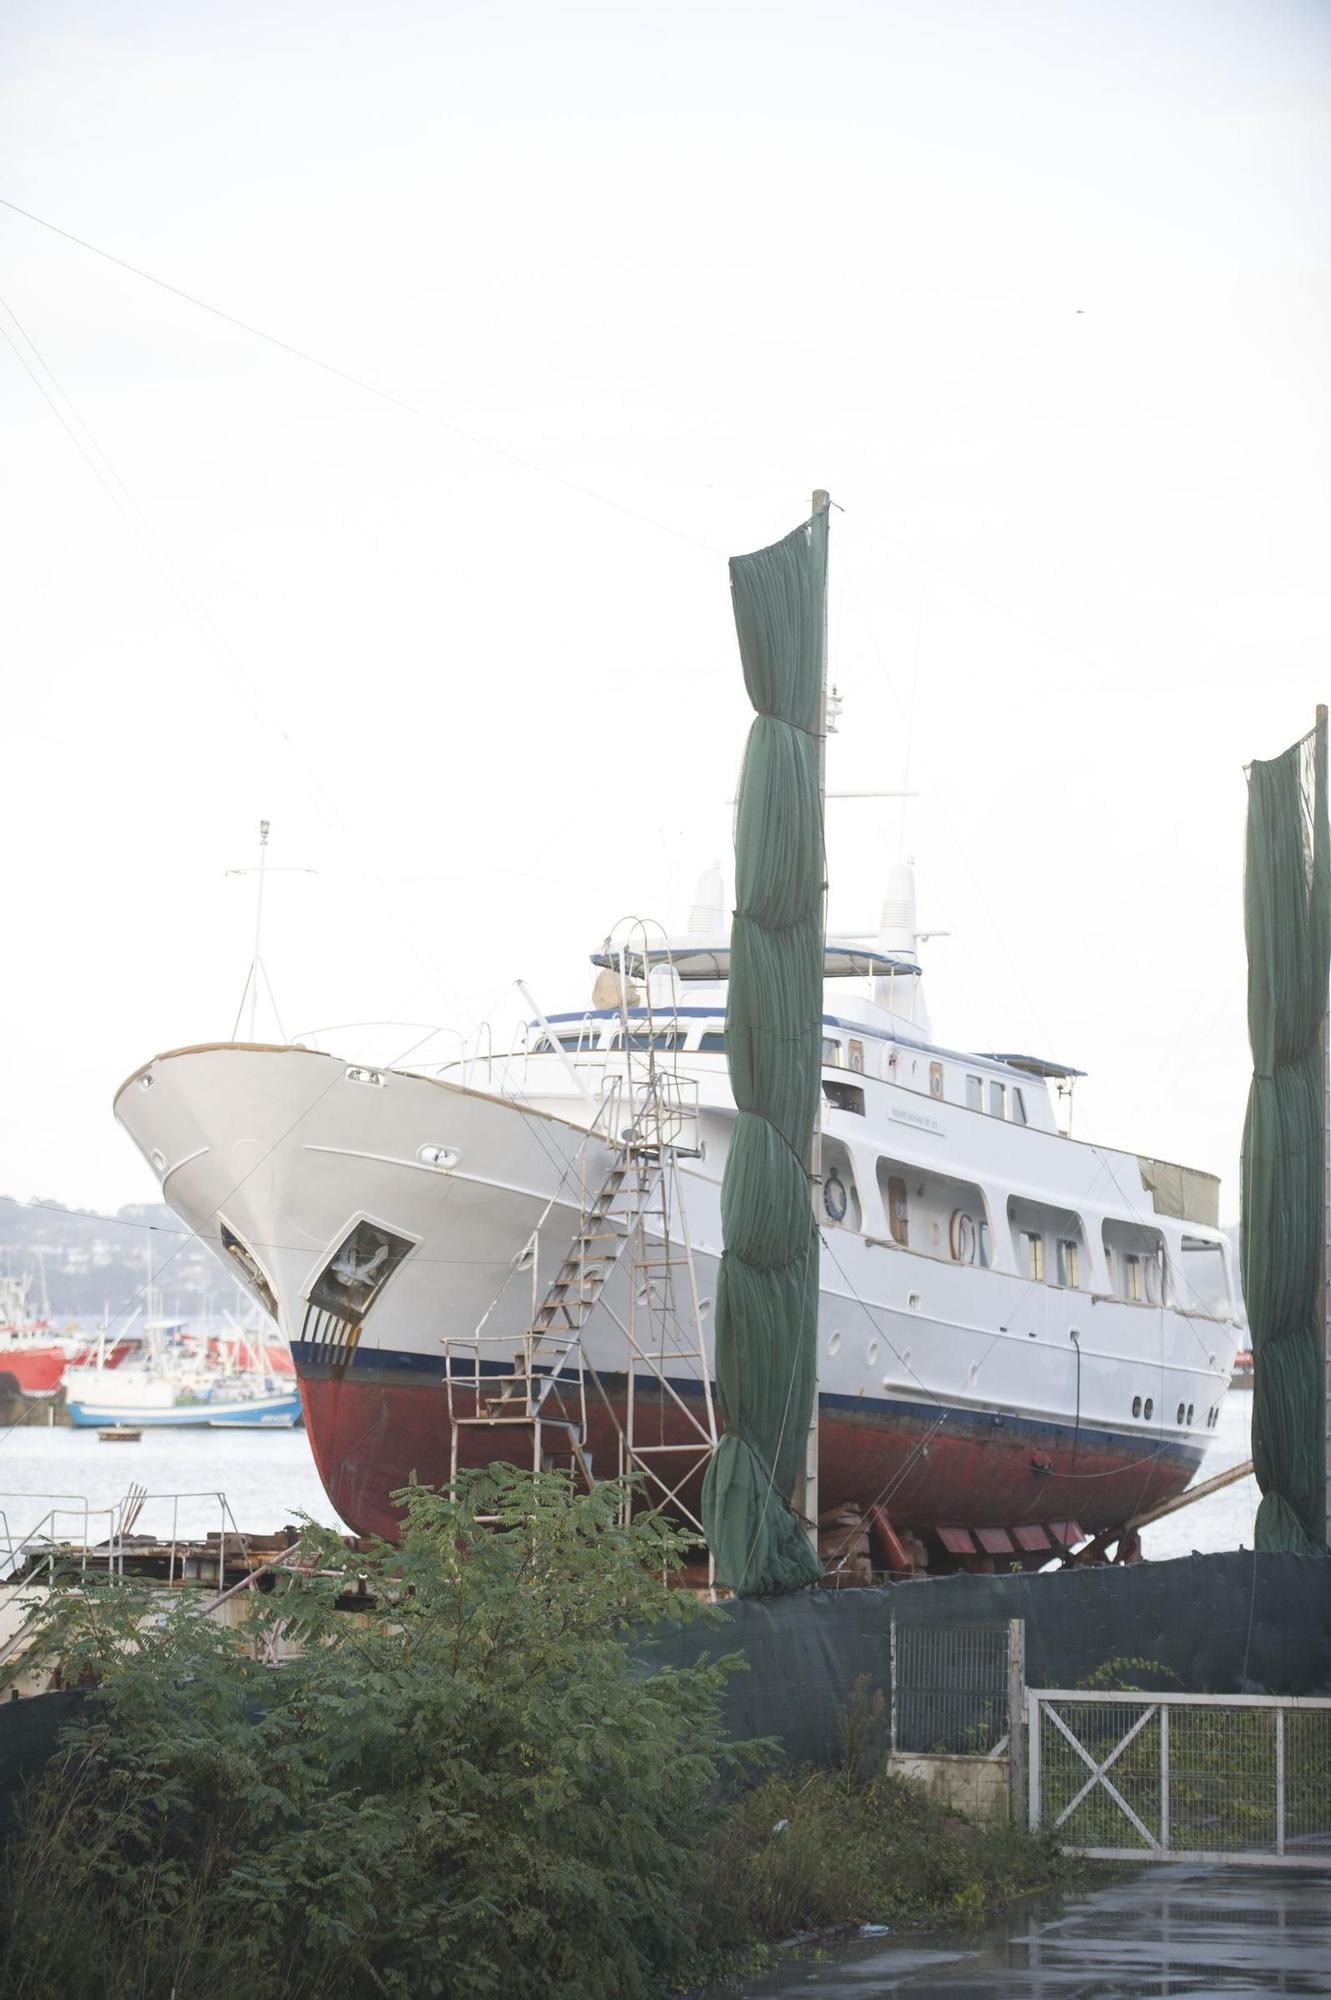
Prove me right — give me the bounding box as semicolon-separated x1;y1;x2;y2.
0;1470;740;2000
1079;1655;1184;1693
0;1482;1093;1998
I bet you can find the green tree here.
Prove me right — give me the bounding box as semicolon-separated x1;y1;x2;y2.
0;1469;739;2000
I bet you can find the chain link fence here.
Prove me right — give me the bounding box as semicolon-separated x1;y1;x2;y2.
891;1619;1013;1755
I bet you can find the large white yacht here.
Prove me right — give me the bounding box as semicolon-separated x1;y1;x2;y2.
113;857;1240;1571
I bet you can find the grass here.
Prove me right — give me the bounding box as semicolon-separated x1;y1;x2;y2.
697;1767;1078;1956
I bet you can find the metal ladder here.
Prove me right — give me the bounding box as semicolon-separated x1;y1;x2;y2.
447;1141;663;1491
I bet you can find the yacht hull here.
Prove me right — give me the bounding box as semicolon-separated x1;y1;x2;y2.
295;1359;1199;1546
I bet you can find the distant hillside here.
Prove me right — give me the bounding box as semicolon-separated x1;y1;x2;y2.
0;1195;237;1323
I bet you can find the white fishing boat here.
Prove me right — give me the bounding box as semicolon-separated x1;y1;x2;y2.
64;1315;301;1430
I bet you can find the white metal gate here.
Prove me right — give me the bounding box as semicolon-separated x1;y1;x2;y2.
1028;1689;1331;1866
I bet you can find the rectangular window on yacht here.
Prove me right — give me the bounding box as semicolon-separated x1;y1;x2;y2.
822;1038;841;1067
988;1081;1006;1119
1011;1088;1027;1125
966;1074;983;1110
699;1032;726;1052
1124;1253;1144;1302
848;1040;865;1075
1025;1232;1045;1282
1056;1239;1080;1289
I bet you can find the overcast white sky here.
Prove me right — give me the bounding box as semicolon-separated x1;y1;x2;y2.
2;0;1329;1220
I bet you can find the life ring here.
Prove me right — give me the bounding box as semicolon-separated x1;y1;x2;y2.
823;1170;849;1224
949;1210;978;1264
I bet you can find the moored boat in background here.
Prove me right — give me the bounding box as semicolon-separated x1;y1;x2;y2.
64;1313;302;1429
0;1274;76;1399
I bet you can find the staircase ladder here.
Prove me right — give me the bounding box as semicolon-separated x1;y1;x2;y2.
448;1142;662;1493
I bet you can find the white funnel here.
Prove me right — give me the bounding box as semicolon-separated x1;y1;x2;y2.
688;860;725;937
874;857;929;1029
878;858;919;962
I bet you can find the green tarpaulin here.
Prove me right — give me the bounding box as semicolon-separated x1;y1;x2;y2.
701;505;828;1596
1241;716;1330;1556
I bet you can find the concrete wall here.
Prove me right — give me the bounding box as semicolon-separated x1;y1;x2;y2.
888;1751;1010;1828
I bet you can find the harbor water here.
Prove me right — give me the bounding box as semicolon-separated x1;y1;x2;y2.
1;1393;1256;1560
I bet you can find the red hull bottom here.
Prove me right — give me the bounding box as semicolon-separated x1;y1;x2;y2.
297;1366;1202;1566
0;1346;67;1397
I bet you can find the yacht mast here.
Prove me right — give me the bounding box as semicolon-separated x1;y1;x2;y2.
796;487;830;1548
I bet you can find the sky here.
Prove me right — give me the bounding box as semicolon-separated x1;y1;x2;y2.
2;0;1329;1221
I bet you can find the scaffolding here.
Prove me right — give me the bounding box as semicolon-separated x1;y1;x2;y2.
443;930;718;1577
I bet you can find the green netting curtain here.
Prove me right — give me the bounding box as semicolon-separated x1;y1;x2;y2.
1241;715;1330;1555
701;506;828;1595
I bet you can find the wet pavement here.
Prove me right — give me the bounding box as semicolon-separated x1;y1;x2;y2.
739;1865;1331;1996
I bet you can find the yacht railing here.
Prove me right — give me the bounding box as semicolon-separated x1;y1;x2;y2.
0;1488;250;1590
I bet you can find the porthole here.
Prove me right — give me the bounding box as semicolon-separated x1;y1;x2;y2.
828;1329;842;1356
823;1171;849;1224
866;1338;879;1366
1186;1403;1194;1425
1144;1397;1154;1420
1132;1395;1142;1419
150;1149;166;1172
1176;1402;1186;1425
908;1292;922;1311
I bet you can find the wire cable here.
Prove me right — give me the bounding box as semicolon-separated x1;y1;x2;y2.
0;195;725;559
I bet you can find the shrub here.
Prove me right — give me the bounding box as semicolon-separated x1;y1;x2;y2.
0;1469;739;2000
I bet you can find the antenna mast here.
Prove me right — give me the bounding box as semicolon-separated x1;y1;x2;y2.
796;486;831;1550
1321;702;1330;1553
227;820;315;1043
248;819;269;1042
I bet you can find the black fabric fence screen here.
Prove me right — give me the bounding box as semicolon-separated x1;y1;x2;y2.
6;1556;1331;1831
637;1553;1331;1767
